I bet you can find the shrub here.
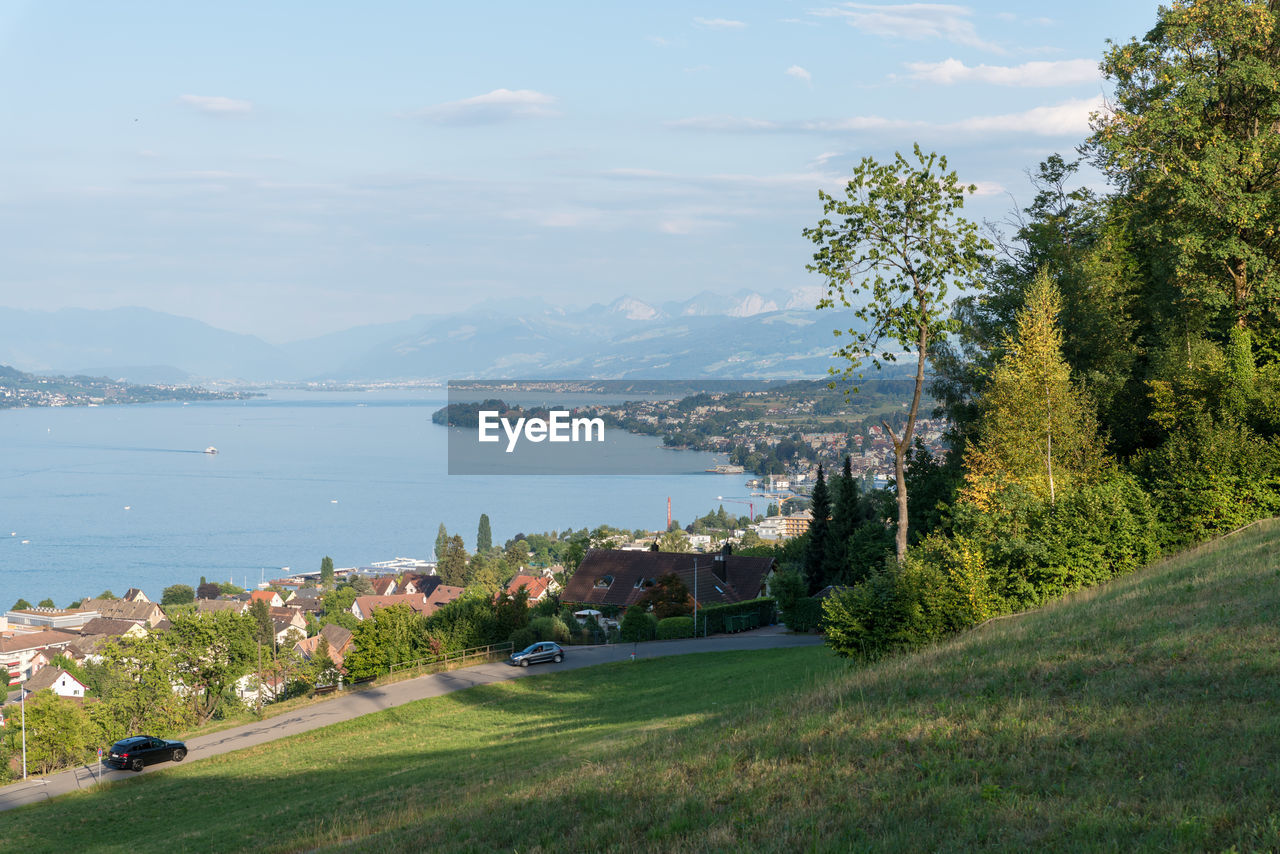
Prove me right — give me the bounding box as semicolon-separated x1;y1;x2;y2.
783;597;822;632
822;561;948;659
656;616;694;640
507;626;536;651
528;616;571;644
694;597;776;635
619;607;657;642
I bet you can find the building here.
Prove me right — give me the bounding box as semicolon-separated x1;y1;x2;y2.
249;590;284;609
77;598;167;628
4;607;100;632
1;628;80;685
503;574;553;604
23;667;87;698
562;547;776;609
753;510;812;541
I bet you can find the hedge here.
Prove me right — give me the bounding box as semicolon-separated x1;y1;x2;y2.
693;597;776;636
656;616;695;640
783;597;822;633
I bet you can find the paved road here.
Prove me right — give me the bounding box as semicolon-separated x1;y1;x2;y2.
0;627;822;812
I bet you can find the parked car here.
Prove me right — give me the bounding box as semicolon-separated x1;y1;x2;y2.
103;735;187;772
508;641;564;667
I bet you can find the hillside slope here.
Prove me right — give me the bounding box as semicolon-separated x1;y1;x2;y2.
6;521;1279;852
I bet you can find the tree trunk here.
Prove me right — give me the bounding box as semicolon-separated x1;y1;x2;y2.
890;315;929;564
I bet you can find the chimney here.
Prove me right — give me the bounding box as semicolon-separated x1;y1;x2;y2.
712;542;730;584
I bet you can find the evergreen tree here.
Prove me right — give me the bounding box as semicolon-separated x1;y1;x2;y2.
476;514;492;552
804;465;831;593
249;599;275;648
437;535;470;586
822;456;860;585
963;271;1103;507
320;556;335;588
434;523;449;562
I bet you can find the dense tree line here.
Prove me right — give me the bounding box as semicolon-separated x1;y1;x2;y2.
802;0;1280;658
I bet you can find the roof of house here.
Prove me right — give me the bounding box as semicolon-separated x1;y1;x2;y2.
352;593;429;618
249;590;280;604
77;599;162;624
401;573;442;596
197;598;247;614
79;617;144;637
562;549;775;608
272;618;305;637
505;574;551;600
24;667;86;693
0;628;81;653
370;576;398;596
423;584;466;615
122;588;149;602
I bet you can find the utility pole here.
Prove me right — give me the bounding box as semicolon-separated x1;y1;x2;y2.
692;557;698;638
21;687;28;779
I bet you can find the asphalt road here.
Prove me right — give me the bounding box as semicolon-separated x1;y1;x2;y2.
0;626;823;812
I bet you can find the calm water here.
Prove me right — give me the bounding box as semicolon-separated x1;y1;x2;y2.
0;390;751;607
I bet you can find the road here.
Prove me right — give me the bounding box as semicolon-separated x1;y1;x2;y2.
0;626;823;812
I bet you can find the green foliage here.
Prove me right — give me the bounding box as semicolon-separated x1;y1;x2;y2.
783;597;823;633
37;597;54;608
196;582;222;600
768;569;807;624
477;514;492;552
348;574;375;596
619;607;658;642
437;535;470;586
320;556;335;588
636;572;693;619
249;599;275;647
804;465;830;593
693;598;776;636
12;598;30;610
807;143;992;561
84;635;193;742
218;582;244;595
822;562;948;658
527;616;571;644
162;584;195;606
657;528;691;552
656;616;694;640
424;593;502;653
166;610;256;723
435;523;449;562
20;690;93;775
507;626;536;651
345;604;431;680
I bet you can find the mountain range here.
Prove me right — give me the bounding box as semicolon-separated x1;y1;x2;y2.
0;287;866;383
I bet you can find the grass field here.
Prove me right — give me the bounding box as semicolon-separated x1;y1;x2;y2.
6;521;1280;852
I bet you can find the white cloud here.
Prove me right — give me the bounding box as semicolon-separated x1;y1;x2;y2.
417;89;560;125
786;65;813;83
948;94;1103;135
968;181;1007;196
905;57;1098;86
810;3;1003;53
178;94;252;114
694;17;746;29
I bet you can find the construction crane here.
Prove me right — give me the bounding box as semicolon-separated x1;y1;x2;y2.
750;490;796;516
716;495;756;521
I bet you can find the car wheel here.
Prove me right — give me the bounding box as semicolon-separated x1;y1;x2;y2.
172;748;186;762
520;659;529;667
553;654;562;663
131;758;144;772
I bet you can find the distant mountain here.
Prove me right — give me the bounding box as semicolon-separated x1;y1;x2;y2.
0;287;863;383
0;307;296;382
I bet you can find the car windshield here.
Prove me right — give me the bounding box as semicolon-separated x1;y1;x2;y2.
518;644;540;655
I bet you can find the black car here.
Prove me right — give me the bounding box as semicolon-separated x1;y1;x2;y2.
103;735;187;772
508;642;564;667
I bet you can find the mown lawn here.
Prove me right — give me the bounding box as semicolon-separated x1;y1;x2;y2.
6;521;1280;853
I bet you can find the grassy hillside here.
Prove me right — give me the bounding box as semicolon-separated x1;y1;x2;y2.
7;521;1280;852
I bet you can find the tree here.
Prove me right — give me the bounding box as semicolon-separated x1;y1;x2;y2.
96;590;117;600
166;611;255;723
348;574;374;596
1087;0;1280;335
657;529;692;553
804;465;831;593
962;272;1103;508
161;584;195;606
636;572;693;619
504;538;530;570
12;598;30;610
477;513;493;552
806;144;990;561
196;582;222;600
320;556;335;588
435;523;449;562
249;599;275;648
437;535;470;586
20;690;91;774
85;634;192;742
37;598;54;608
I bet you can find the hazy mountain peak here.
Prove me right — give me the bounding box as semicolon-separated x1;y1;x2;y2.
608;296;662;321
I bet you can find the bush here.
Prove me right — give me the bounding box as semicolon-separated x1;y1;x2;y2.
693;597;776;635
783;597;823;632
822;561;949;659
507;626;536;651
619;607;657;642
656;616;694;640
528;616;571;644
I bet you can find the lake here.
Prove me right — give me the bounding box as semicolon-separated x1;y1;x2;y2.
0;390;754;607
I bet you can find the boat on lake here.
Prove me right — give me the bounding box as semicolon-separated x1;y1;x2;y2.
204;447;218;455
704;464;745;474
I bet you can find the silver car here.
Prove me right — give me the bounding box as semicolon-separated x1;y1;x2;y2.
508;642;564;667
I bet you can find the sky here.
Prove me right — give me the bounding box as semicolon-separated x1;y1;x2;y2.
0;1;1163;343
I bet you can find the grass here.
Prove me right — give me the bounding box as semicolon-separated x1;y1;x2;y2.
6;521;1280;852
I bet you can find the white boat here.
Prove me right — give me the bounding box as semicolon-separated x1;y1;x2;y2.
204;446;218;455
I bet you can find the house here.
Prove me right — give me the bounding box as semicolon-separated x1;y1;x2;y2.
80;617;149;641
272;619;306;647
122;588;150;603
197;598;248;615
562;547;776;610
1;629;81;685
351;593;429;621
77;598;167;628
4;607;101;632
370;576;398;596
294;623;354;670
23;667;87;698
423;584;466;615
752;510;812;541
269;607;307;631
504;574;553;604
249;590;284;609
284;588;323;613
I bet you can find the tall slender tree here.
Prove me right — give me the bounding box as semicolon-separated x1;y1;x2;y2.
476;514;492;552
806;144;990;562
320;556;335;588
804;466;831;593
434;523;449;562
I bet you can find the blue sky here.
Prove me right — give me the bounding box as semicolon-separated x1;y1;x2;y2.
0;1;1161;342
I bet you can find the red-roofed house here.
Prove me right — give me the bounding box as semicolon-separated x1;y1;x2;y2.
249;590;284;608
351;593;428;621
423;584;466;615
504;574;553;604
370;576;398;596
